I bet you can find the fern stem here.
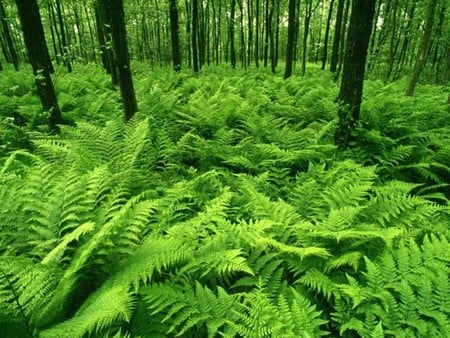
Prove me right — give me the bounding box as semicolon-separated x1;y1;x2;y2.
0;266;34;337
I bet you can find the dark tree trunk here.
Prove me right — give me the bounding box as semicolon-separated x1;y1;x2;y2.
263;0;270;67
336;0;350;79
406;0;438;96
229;0;236;68
0;0;19;70
15;0;62;131
284;0;296;79
321;0;335;70
301;0;313;76
247;0;252;67
238;0;246;68
55;0;72;72
192;0;199;72
330;0;345;73
255;0;260;67
84;0;97;62
270;0;277;73
47;3;60;62
169;0;181;71
385;0;398;81
95;1;118;85
334;0;376;149
107;0;138;120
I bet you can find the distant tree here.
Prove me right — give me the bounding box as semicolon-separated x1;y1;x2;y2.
284;0;296;79
104;0;138;120
0;0;19;70
169;0;182;71
329;0;345;73
15;0;63;131
95;0;118;85
55;0;72;72
335;0;376;148
321;0;335;70
255;0;260;67
229;0;236;68
192;0;199;72
405;0;438;96
301;0;313;76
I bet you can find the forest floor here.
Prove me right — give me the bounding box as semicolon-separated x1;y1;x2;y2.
0;63;449;337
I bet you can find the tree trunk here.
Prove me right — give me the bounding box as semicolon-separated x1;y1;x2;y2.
330;0;345;73
169;0;181;71
106;0;138;120
247;0;252;67
263;0;269;67
229;0;236;68
255;0;260;67
192;0;199;72
95;1;118;85
55;0;72;72
0;0;19;70
405;0;438;96
301;0;312;76
335;0;350;79
334;0;376;149
15;0;62;131
321;0;335;70
284;0;296;79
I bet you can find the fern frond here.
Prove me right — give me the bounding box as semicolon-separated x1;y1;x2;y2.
40;284;135;338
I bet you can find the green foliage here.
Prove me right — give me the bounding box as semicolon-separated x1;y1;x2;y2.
0;65;449;337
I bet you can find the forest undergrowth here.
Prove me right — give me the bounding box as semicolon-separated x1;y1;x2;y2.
0;64;449;337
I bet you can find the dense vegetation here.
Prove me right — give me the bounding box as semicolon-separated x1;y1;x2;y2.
1;0;449;336
0;63;449;337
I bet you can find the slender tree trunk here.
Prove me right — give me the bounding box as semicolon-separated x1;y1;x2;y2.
301;0;312;76
247;0;252;67
321;0;335;70
272;0;279;72
255;0;260;67
238;0;246;68
335;0;376;149
330;0;345;73
192;0;199;72
229;0;236;68
107;0;138;120
336;0;350;79
405;0;438;96
0;0;19;70
169;0;181;71
269;0;275;73
15;0;62;131
55;0;72;72
84;0;97;62
284;0;297;79
393;1;416;80
385;0;398;81
95;1;118;85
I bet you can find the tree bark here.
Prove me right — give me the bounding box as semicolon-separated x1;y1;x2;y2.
0;0;19;70
169;0;181;71
330;0;345;73
192;0;199;72
55;0;72;72
321;0;335;70
334;0;376;149
284;0;296;79
229;0;236;68
405;0;438;96
15;0;62;131
106;0;138;120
